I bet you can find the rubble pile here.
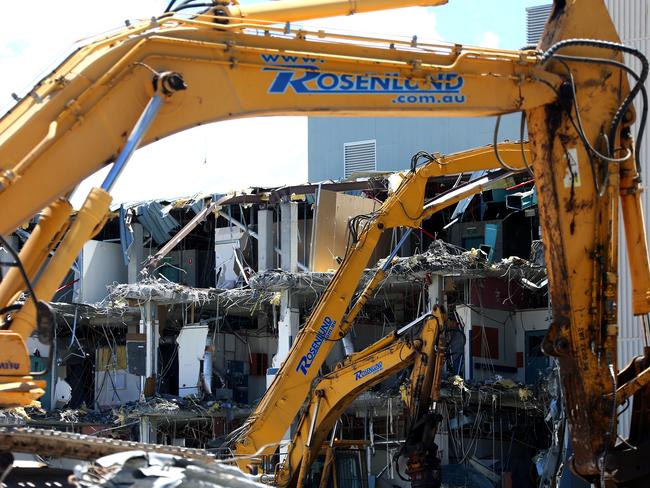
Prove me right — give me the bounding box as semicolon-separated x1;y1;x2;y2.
387;240;547;283
107;279;217;306
72;451;265;487
248;240;547;293
249;270;332;292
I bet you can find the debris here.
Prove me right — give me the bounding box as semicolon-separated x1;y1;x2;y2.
114;397;180;419
0;407;34;424
492;377;517;389
249;240;546;293
449;375;469;393
60;407;87;423
107;279;216;306
71;450;266;487
518;387;533;402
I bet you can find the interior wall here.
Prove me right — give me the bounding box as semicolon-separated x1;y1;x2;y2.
311;190;380;272
79;240;128;303
458;305;550;383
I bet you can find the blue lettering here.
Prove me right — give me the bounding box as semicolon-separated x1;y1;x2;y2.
317;73;339;90
0;361;20;370
370;76;391;91
356;76;369;90
430;75;443;90
354;361;383;381
405;79;420;90
261;54;280;63
295;317;337;376
269;71;320;93
297;356;309;375
445;73;464;91
339;74;354;90
263;63;465;101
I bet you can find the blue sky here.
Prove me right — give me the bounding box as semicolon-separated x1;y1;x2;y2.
0;0;550;205
434;0;548;49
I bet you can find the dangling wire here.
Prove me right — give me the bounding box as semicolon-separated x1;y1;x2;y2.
0;235;39;311
519;112;534;177
539;38;648;196
540;39;648;160
493;115;522;172
548;53;648;172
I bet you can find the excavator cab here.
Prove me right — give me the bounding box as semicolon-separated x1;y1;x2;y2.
304;441;369;488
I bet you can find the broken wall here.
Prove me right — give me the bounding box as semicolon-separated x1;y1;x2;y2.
311;190;380;272
95;345;141;407
457;305;551;384
78;240;128;303
211;332;276;404
214;227;246;288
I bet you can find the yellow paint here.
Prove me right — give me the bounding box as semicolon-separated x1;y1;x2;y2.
0;1;646;481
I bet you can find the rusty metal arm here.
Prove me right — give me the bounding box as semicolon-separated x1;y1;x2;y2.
610;366;650;405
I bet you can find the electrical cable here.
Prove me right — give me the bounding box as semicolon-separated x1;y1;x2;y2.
616;398;630;419
557;59;632;164
168;0;199;11
493;115;524;172
557;58;632;196
0;304;22;317
0;235;38;308
540;39;648;165
410;151;442;173
519;112;534;177
533;66;633;196
171;3;215;13
533;76;604;194
164;0;178;12
550;53;648;171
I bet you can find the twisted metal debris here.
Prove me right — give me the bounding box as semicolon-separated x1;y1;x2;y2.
72;451;265;488
86;241;546;319
250;240;547;292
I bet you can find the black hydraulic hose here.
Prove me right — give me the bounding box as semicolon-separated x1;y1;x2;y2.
552;53;648;172
0;235;38;307
540;39;648;159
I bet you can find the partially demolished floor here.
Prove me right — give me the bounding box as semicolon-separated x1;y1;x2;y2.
0;239;558;488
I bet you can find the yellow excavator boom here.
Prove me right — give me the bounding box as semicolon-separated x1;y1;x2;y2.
0;1;648;484
275;309;444;487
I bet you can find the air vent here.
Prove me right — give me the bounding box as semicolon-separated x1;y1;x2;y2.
344;140;376;178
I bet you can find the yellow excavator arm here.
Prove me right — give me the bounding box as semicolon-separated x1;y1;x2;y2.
0;0;558;235
273;309;444;487
233;142;527;469
0;1;649;485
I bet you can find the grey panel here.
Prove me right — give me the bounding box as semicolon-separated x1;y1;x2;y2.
126;338;146;376
308;115;521;182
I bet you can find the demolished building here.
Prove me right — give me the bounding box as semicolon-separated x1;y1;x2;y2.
1;166;560;487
